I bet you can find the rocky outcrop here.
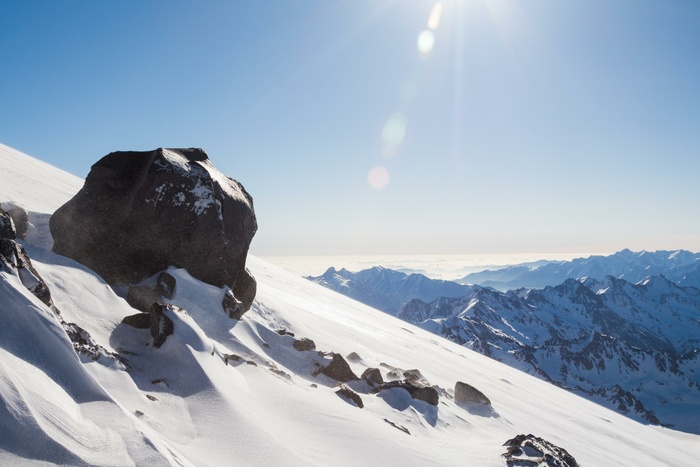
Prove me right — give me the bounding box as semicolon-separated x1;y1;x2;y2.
336;385;364;408
502;434;578;467
50;148;257;314
2;208;122;365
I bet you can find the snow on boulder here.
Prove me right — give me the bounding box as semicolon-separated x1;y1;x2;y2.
50;148;258;314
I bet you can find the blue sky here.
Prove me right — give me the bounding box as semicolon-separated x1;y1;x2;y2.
2;0;699;256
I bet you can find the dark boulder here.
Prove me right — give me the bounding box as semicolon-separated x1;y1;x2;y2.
361;367;384;386
50;148;257;314
454;381;491;406
321;353;360;382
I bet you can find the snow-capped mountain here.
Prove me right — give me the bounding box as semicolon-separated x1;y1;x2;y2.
458;249;700;291
399;276;700;433
2;142;699;466
307;266;474;314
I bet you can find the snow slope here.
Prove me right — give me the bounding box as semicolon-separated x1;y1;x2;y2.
2;144;699;466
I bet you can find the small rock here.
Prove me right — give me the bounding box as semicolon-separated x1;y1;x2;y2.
384;418;411;435
321;353;360;382
454;381;491;406
276;329;295;337
502;434;579;467
0;209;16;240
346;352;361;361
224;354;241;365
1;203;27;240
222;288;245;320
375;380;439;406
293;338;316;351
127;286;162;313
150;303;175;348
122;312;151;329
361;367;384;386
156;271;177;299
336;385;364;408
146;394;158;402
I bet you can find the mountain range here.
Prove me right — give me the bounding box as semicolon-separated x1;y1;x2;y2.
308;254;700;433
1;142;699;465
457;249;700;291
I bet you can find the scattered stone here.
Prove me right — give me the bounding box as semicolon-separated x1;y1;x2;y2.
383;418;411;435
310;383;318;388
336;385;364;408
224;354;242;365
321;353;360;382
454;381;491;406
276;329;295;337
146;394;158;402
150;303;175;349
246;360;258;366
262;342;270;349
361;367;384;386
151;379;168;386
403;369;428;384
503;434;578;467
293;338;316;351
50;148;258;314
156;271;177;299
374;381;439;406
346;352;361;361
122;312;151;329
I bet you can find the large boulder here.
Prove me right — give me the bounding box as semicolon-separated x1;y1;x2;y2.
50;148;257;313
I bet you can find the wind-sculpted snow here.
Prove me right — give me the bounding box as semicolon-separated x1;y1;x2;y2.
2;143;700;465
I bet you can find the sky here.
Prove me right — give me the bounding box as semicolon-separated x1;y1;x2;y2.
1;0;699;257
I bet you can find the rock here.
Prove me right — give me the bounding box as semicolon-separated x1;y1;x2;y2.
150;303;175;348
222;288;245;319
0;208;16;240
276;329;295;337
293;338;316;351
50;148;257;314
361;367;384;386
502;434;579;467
375;380;439;406
321;353;360;382
127;286;162;312
122;312;151;329
403;369;428;385
1;202;28;239
346;352;361;361
336;385;364;408
454;381;491;406
224;354;242;365
156;271;177;299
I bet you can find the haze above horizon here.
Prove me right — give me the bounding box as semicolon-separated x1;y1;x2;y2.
2;0;699;256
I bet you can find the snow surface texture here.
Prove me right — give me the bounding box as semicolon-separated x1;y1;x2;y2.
1;144;699;466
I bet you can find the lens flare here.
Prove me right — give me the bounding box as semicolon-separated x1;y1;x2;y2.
382;113;407;147
417;30;435;56
368;166;390;190
427;2;443;30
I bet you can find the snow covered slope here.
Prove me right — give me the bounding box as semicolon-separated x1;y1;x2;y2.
2;144;699;466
